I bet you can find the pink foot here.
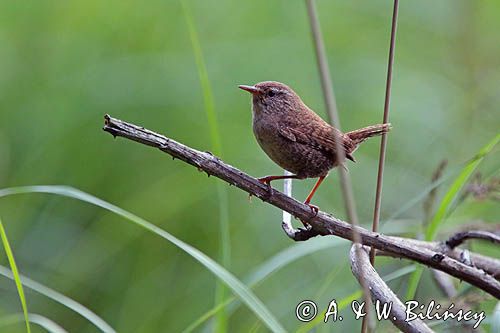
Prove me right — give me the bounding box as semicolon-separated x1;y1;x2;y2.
257;176;273;186
305;202;319;217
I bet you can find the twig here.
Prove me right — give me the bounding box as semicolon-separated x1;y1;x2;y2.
350;245;433;333
305;0;360;242
305;1;372;330
370;0;399;264
376;238;500;279
103;114;500;298
446;230;500;249
366;1;399;330
181;3;231;329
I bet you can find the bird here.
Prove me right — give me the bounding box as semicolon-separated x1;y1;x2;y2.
239;81;391;215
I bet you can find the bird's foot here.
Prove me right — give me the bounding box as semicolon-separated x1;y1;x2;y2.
299;203;318;227
257;176;274;199
257;176;274;187
305;202;319;217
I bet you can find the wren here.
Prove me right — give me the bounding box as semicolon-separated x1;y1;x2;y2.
239;81;391;215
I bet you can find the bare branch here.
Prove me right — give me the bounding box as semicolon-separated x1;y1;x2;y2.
305;0;359;222
305;2;373;330
376;238;500;280
446;230;500;249
350;245;433;333
103;114;500;298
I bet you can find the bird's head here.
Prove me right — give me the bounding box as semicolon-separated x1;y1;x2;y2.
239;81;302;115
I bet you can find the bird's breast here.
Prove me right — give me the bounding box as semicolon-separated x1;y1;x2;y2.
252;114;278;150
252;114;333;177
252;115;286;162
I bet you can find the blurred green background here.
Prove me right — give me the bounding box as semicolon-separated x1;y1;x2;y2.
0;0;499;332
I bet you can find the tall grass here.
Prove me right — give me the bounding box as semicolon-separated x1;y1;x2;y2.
0;313;67;333
0;186;284;332
406;133;499;299
0;217;31;333
181;143;490;331
181;1;231;331
305;1;374;331
0;265;116;333
183;237;346;332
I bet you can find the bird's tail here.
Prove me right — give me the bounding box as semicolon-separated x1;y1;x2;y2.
346;123;391;146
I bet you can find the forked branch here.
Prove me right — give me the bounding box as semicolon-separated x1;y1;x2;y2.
350;245;433;333
446;230;500;249
103;114;500;298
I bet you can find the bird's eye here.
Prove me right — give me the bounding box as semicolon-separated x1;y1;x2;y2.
267;90;275;97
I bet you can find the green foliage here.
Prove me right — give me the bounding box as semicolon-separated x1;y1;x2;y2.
424;134;499;242
406;134;499;299
0;313;67;333
0;186;285;333
181;1;231;331
0;265;116;333
0;219;31;333
183;237;346;332
0;218;31;333
0;1;499;332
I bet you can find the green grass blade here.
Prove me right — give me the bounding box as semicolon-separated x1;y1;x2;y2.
182;301;230;333
405;268;423;303
183;237;346;332
0;218;31;333
186;154;488;332
246;238;345;286
296;265;416;333
181;0;222;155
0;186;285;333
406;134;500;299
384;166;459;224
185;223;419;332
425;134;499;241
186;216;423;332
181;2;231;331
0;265;116;333
0;313;68;333
248;319;262;333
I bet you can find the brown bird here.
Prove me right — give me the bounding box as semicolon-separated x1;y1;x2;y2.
239;81;391;214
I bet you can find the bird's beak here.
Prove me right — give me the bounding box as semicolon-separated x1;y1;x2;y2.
238;85;262;95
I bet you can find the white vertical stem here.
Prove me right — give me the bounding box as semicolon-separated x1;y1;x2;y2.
282;170;293;226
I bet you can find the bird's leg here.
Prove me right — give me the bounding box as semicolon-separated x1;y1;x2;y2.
303;176;326;217
250;174;299;201
257;174;299;186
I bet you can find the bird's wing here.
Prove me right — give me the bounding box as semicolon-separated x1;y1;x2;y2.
278;124;356;161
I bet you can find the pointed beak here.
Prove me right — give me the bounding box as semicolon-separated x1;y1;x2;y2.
238;85;262;95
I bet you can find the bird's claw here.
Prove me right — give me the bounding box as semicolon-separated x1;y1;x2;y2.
257;177;272;187
257;177;274;199
305;203;319;217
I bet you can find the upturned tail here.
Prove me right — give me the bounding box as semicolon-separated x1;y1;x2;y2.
346;123;392;146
